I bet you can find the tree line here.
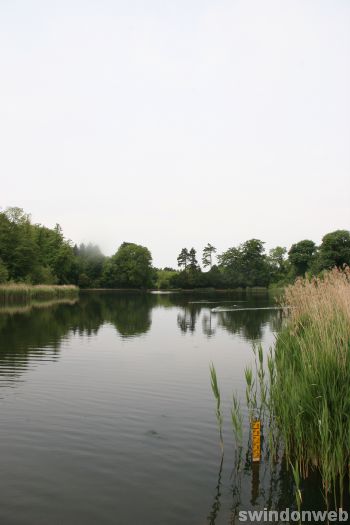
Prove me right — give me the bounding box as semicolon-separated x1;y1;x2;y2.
1;207;349;289
0;207;153;288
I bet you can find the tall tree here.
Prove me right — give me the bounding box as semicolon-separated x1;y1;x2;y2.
0;208;38;280
240;239;270;286
288;240;316;276
0;208;78;284
218;239;270;287
177;248;189;270
316;230;350;270
202;243;216;269
217;246;243;288
188;248;199;270
101;242;154;288
268;247;287;271
268;246;288;282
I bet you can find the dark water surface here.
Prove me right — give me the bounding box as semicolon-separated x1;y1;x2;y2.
0;292;319;525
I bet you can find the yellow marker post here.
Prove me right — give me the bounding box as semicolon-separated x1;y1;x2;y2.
252;419;261;462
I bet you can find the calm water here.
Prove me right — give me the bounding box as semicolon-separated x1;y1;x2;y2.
0;292;324;525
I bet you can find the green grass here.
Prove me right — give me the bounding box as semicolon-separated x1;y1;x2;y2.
0;284;79;302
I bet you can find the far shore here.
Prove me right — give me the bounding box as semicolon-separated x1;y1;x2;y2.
81;286;274;293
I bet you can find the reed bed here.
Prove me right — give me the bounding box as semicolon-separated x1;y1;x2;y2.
0;284;79;303
270;267;350;505
209;268;350;510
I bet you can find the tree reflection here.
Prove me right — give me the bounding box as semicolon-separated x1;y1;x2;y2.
0;293;156;378
0;292;282;382
215;308;279;341
177;305;201;334
83;292;155;337
202;313;216;337
165;293;281;341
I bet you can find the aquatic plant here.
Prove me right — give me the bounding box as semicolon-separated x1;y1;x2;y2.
269;267;350;506
290;460;302;515
210;363;224;454
231;393;243;446
244;365;256;418
209;267;350;512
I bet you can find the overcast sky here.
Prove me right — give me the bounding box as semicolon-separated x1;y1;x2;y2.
1;0;349;267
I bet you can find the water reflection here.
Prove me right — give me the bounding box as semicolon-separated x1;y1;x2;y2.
207;456;224;524
79;292;154;337
206;443;321;524
0;291;281;342
0;291;308;524
177;306;199;334
204;417;343;525
0;292;281;361
175;298;281;341
216;308;283;341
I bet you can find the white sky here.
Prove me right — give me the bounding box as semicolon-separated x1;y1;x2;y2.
1;0;349;268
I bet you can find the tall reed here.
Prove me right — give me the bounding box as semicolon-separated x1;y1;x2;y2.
209;268;350;511
0;284;79;303
270;267;350;504
210;363;224;455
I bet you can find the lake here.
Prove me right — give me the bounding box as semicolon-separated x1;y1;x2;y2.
0;291;323;524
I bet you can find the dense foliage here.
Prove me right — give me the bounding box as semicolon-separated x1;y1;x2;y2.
1;207;349;289
101;242;154;289
0;208;77;285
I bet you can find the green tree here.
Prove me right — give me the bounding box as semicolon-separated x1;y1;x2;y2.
268;246;288;283
202;243;216;269
240;239;270;286
288;240;316;276
0;208;79;284
0;208;38;280
52;243;78;284
4;207;31;224
0;258;9;283
218;239;270;287
188;248;199;270
34;223;78;283
316;230;350;271
218;246;244;288
269;246;287;271
30;265;57;284
170;268;205;289
75;243;105;288
204;265;223;288
101;242;154;288
156;269;178;289
177;248;189;270
171;249;203;289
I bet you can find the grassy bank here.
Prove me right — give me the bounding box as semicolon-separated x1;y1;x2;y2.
0;284;79;303
269;267;350;503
